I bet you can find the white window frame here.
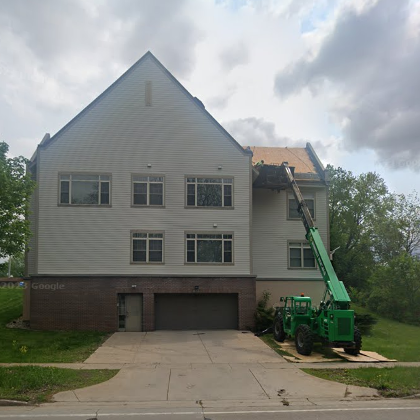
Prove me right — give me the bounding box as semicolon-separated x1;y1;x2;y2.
58;173;111;206
131;174;165;207
288;241;316;269
185;176;234;208
131;231;164;264
287;193;315;220
185;232;234;265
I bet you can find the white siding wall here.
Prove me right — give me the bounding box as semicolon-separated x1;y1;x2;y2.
32;56;251;275
252;186;328;279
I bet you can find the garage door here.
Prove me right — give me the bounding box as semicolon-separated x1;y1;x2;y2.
155;294;238;330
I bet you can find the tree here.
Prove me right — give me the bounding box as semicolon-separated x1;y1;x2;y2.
0;253;25;277
0;142;35;259
328;165;390;289
367;253;420;324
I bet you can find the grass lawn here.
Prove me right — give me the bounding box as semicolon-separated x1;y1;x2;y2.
303;367;420;398
0;288;109;363
0;366;117;403
353;305;420;362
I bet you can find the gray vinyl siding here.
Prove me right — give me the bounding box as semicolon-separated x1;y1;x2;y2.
252;186;328;279
34;56;251;275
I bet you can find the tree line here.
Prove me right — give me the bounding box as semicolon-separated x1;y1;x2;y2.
328;165;420;324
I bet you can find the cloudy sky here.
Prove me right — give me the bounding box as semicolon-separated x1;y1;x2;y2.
1;0;420;194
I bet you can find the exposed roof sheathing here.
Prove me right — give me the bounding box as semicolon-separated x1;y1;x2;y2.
245;146;318;174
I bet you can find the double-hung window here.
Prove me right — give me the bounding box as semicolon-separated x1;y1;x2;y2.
186;177;233;207
132;175;164;206
288;241;315;268
59;174;110;205
131;232;164;263
288;194;315;219
186;233;233;264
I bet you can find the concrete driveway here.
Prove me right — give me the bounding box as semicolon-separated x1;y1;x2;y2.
84;330;283;364
55;331;378;404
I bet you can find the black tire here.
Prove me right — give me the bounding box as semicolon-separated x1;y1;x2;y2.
273;316;286;342
295;324;313;356
344;326;362;355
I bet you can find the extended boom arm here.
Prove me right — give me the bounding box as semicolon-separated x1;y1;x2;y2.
282;163;351;309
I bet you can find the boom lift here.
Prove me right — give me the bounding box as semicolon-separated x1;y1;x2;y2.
273;163;361;356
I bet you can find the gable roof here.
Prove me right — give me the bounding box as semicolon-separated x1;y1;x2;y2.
31;51;251;163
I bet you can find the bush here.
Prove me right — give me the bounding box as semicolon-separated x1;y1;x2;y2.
255;291;275;332
354;313;377;335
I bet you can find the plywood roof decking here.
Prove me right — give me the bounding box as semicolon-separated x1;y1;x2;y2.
246;146;318;174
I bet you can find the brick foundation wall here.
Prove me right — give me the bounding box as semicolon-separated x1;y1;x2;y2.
28;276;256;331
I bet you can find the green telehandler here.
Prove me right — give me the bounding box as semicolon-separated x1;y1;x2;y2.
273;163;362;356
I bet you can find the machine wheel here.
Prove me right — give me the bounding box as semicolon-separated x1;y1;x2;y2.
273;317;286;342
295;324;313;356
344;326;362;355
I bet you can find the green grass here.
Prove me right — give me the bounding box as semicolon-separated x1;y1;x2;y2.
303;367;420;398
0;366;117;403
259;334;295;357
0;288;108;362
353;305;420;362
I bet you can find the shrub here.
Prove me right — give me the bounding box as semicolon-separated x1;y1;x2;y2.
255;291;275;332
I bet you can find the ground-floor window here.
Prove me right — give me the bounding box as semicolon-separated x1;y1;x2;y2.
288;241;315;268
131;231;164;263
185;233;233;264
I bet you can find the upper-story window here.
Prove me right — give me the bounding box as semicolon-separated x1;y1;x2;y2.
288;194;315;219
288;241;316;269
59;174;110;205
132;175;164;206
186;233;233;264
186;177;233;208
131;231;164;264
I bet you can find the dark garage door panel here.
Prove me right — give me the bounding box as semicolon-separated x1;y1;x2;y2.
155;294;238;330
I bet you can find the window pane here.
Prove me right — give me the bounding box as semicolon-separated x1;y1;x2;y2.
187;178;196;182
60;181;70;204
71;180;99;204
149;239;163;262
224;185;232;207
149;233;163;238
303;248;315;267
187;184;195;206
149;176;163;182
223;178;233;183
134;194;147;205
150;183;163;205
197;184;222;207
223;234;233;239
224;241;232;263
133;233;147;238
100;175;110;181
197;234;222;239
186;234;196;239
306;199;315;218
133;176;148;182
289;199;300;218
187;251;195;262
133;251;146;262
60;174;70;180
187;241;195;251
133;239;146;251
134;183;147;194
290;248;302;267
197;178;222;183
197;240;222;262
100;182;110;205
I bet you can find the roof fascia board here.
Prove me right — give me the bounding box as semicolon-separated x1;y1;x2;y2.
306;142;326;180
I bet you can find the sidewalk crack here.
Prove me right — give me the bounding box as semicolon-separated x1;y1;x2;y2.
166;368;172;400
249;368;270;399
197;331;214;363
